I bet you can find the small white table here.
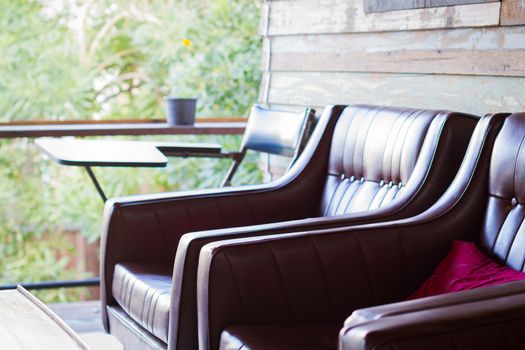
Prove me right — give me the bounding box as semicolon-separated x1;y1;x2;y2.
0;286;90;349
35;137;224;202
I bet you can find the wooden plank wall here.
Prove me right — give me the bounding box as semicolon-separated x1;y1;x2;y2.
259;0;525;116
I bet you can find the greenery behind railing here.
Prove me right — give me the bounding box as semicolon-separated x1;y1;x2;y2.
0;0;262;302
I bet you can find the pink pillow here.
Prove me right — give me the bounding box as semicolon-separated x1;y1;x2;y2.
407;240;525;300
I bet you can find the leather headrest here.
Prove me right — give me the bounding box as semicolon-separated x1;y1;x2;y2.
327;105;439;184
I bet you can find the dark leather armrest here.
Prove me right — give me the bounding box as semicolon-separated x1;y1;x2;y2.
340;284;525;350
345;279;525;326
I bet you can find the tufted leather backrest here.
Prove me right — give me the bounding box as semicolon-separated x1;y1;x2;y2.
319;105;459;216
480;113;525;270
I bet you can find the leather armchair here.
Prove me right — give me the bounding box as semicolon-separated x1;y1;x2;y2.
101;104;477;350
196;112;512;350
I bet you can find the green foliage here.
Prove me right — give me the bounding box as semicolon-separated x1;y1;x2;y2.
0;0;262;301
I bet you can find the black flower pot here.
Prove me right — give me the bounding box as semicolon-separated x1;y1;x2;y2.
164;97;197;126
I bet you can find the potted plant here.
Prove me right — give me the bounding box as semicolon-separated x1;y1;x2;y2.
164;96;197;126
164;38;198;126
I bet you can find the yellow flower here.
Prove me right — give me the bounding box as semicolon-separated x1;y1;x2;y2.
181;38;192;48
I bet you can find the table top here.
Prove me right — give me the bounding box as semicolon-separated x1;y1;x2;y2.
0;286;90;349
0;122;246;138
36;138;169;167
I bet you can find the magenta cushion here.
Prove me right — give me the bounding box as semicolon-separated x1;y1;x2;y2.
407;240;525;300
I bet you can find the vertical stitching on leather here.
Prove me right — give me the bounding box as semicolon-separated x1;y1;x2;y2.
268;244;297;321
310;238;339;320
323;177;343;216
119;272;127;306
342;181;362;214
388;110;413;183
391;186;402;200
184;205;196;230
491;201;516;253
117;267;126;305
223;250;250;319
381;110;404;182
150;291;167;334
396;228;412;291
358;107;383;177
340;107;359;176
512;132;525;202
451;334;461;350
504;207;525;263
396;110;424;183
501;325;513;349
144;288;157;332
244;197;256;223
216;198;227;226
140;285;151;325
389;109;413;182
333;179;352;215
126;277;138;312
490;206;511;253
366;184;384;211
145;289;156;332
144;287;154;325
153;208;171;257
380;186;398;207
122;271;132;309
517;222;525;271
354;235;379;303
375;185;391;209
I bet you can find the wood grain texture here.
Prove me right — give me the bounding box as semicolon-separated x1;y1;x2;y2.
265;71;525;115
0;289;89;349
501;0;525;25
268;26;525;77
267;0;500;36
364;0;498;13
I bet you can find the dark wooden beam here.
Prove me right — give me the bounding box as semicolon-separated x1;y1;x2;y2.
0;117;247;126
0;122;246;138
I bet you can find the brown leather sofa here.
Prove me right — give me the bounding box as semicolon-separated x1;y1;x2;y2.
196;112;515;350
100;104;477;350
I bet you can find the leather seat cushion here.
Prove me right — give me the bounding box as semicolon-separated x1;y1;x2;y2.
219;324;340;350
112;262;172;343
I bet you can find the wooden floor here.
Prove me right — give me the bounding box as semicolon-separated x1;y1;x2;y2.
49;300;104;333
48;301;122;349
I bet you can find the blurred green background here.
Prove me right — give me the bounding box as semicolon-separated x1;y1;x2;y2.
0;0;262;302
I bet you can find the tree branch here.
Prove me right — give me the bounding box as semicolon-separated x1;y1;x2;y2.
86;11;129;65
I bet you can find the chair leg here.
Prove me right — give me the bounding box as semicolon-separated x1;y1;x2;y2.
221;152;246;187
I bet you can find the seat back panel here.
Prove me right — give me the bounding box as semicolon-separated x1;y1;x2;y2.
481;113;525;270
320;105;437;216
242;105;313;157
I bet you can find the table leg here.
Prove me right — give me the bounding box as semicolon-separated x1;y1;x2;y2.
84;166;107;202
